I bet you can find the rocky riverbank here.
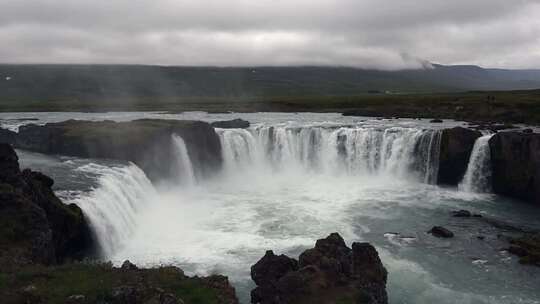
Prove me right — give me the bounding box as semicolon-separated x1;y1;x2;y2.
0;143;94;268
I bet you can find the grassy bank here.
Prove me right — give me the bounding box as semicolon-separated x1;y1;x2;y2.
0;262;231;304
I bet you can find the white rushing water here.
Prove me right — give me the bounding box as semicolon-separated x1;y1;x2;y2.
10;113;540;304
71;163;157;257
459;134;494;193
217;126;442;184
171;134;196;187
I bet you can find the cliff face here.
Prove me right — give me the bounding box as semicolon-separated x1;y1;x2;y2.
437;127;482;185
489;132;540;205
0;144;94;267
12;119;222;182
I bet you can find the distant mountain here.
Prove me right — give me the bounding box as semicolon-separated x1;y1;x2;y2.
0;64;539;102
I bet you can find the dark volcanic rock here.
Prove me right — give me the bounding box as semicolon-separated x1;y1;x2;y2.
121;260;139;271
489;132;540;205
0;127;17;144
508;233;540;266
0;144;94;267
437;127;482;185
251;233;388;304
211;119;250;129
252;250;299;286
452;210;472;217
12;119;222;182
429;226;454;238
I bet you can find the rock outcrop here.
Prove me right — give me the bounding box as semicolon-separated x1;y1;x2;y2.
10;119;222;182
437;127;482;185
251;233;388;304
211;119;250;129
0;127;16;144
0;144;94;267
489;132;540;205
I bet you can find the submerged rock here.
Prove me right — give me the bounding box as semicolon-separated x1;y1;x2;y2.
437;127;482;185
452;210;472;217
0;144;94;267
211;119;250;129
250;233;388;304
489;132;540;205
508;233;540;266
429;226;454;238
430;119;443;123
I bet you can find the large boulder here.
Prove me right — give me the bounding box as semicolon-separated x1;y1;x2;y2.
12;119;222;182
251;233;388;304
489;132;540;204
0;144;94;267
437;127;482;185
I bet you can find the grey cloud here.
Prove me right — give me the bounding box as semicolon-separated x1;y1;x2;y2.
1;0;539;69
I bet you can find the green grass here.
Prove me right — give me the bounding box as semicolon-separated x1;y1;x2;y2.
1;263;220;304
2;90;540;124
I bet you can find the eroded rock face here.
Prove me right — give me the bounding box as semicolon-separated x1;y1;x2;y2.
0;144;94;267
11;119;222;182
489;132;540;205
437;127;482;185
0;128;16;144
211;119;250;129
251;233;388;304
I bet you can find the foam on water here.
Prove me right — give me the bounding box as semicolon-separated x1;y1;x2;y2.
12;114;539;304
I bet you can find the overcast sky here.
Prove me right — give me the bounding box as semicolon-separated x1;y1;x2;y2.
1;0;540;69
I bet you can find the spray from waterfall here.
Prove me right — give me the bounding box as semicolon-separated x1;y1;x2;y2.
70;163;156;257
459;134;494;193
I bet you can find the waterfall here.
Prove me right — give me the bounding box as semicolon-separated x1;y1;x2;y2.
217;126;442;183
69;163;156;257
171;134;196;186
459;134;494;193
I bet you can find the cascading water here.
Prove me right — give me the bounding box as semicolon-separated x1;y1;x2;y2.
459;134;494;193
217;126;442;183
10;112;540;304
69;163;156;257
171;134;196;186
